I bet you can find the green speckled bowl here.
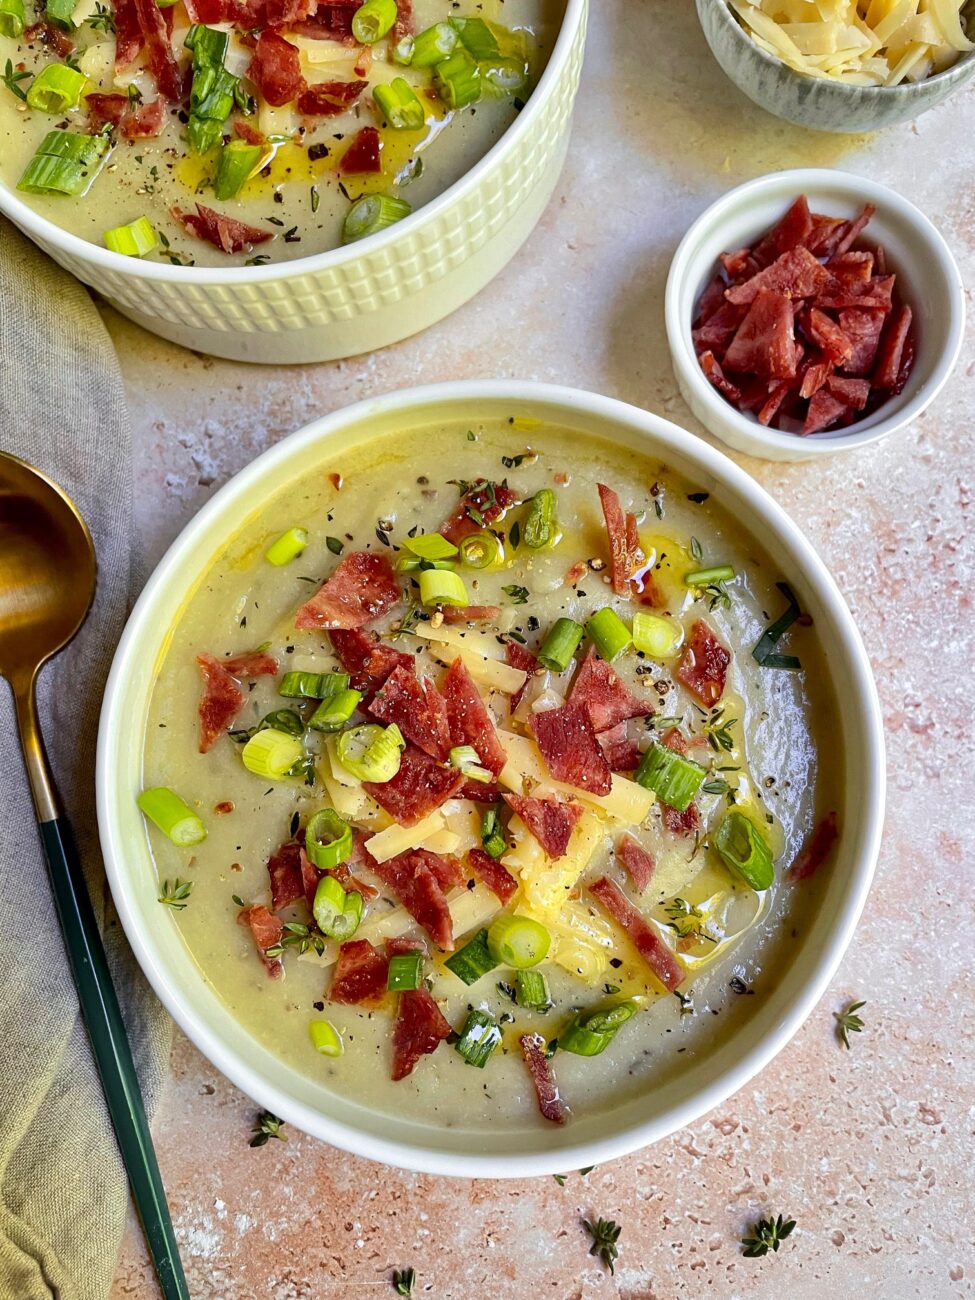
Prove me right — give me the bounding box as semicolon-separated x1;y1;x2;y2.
697;0;975;134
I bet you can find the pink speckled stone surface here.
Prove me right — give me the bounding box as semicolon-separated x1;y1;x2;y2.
107;3;974;1296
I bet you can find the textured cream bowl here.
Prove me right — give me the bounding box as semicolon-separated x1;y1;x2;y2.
97;381;885;1177
0;1;587;365
666;168;966;462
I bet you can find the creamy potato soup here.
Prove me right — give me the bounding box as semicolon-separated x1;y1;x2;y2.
0;0;561;265
141;419;841;1131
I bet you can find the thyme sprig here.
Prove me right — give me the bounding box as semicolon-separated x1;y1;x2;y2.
582;1216;621;1274
158;878;193;910
391;1267;416;1295
249;1111;286;1147
740;1212;796;1258
834;999;866;1049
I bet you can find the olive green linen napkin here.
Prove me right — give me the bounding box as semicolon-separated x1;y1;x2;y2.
0;218;172;1300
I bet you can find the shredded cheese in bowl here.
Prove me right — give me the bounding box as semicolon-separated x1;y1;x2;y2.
729;0;974;85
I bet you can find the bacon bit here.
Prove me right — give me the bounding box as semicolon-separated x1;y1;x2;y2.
530;701;613;797
569;645;652;733
234;119;265;147
339;125;382;174
364;745;464;831
266;840;306;912
443;656;507;776
249;30;303;107
506;638;538;711
503;793;583;860
617;834;656;892
353;44;372;77
327;859;378;903
132;0;183;100
196;653;244;752
329;938;388;1006
295;550;400;630
172;204;273;255
391;988;452;1080
239;905;283;978
597;483;632;596
440;605;502;624
328;471;343;490
24;20;75;57
369;664;451;762
297;78;369;116
366;845;456;948
554;471;570;486
589;876;684;992
329;628;413;701
440;480;520;545
674;620;730;708
520;1033;566;1124
391;0;413;40
467;847;517;905
214;801;235;814
222;650;279;678
564;559;587;587
597;721;641;773
786;811;838;882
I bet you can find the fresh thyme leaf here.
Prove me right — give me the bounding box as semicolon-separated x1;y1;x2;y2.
232;893;245;907
388;602;422;639
553;1173;567;1186
702;777;729;795
326;535;344;555
375;527;391;547
578;1165;595;1176
496;980;517;1003
690;535;703;562
392;1267;416;1296
740;1212;796;1258
274;923;326;957
245;255;271;266
466;429;477;442
158;878;193;910
834;999;866;1049
501;452;528;468
249;1111;286;1147
582;1216;621;1275
654;497;663;520
705;707;738;754
502;584;529;605
707;581;732;612
310;183;320;213
664;897;714;942
3;59;30;101
88;1;117;30
509;519;521;549
289;810;301;838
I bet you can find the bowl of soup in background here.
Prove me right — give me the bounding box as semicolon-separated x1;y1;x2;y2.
0;0;586;365
96;380;884;1176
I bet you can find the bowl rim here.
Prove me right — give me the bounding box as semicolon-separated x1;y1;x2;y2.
0;0;585;286
665;166;966;458
702;0;975;97
97;380;886;1176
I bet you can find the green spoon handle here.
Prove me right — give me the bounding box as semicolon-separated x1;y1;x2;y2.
38;816;190;1300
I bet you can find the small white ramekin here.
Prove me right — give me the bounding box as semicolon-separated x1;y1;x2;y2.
665;168;966;462
0;0;587;364
97;380;885;1177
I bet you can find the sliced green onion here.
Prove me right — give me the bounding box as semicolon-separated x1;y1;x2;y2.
713;812;774;891
0;0;26;38
685;565;735;587
309;1019;344;1056
304;808;353;870
103;216;157;258
522;488;558;549
444;928;497;984
342;193;412;244
458;531;503;569
312;873;364;940
634;741;706;812
559;999;639;1057
265;526;308;566
45;0;75;26
387;951;423;991
449;15;500;59
419;568;468;608
391;34;414;64
241;727;305;780
214;139;263;200
184;21;229;63
752;582;802;668
434;48;481;108
586;607;632;661
309;687;362;733
479;56;528;96
18;129;111;197
26;63;87;113
401;532;458;561
537;617;584;673
336;722;405;782
481;808;507;860
454;1009;502;1068
279;670;349;700
351;0;396;43
632;611;680;659
487;913;551;968
448;744;493;785
410;20;457;66
137;787;207;847
257;708;305;737
516;968;551;1011
373;76;425;130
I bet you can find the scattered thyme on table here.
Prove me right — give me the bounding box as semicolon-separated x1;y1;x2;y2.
249;1111;286;1147
834;999;866;1049
582;1216;622;1275
740;1213;796;1259
157;878;193;910
391;1268;416;1296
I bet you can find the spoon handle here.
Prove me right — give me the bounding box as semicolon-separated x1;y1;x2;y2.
38;815;191;1300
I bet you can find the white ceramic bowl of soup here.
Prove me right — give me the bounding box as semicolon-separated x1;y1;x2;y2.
96;380;884;1176
665;168;966;462
0;0;586;364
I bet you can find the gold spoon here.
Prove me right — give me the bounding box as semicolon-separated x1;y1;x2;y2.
0;451;189;1300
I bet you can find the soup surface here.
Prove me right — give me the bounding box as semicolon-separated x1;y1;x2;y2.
142;417;840;1132
0;0;560;265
